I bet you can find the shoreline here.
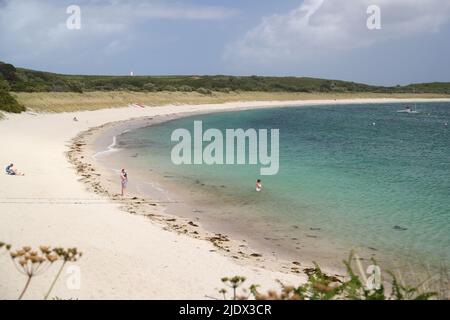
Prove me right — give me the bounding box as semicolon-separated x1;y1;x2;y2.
69;110;346;280
1;97;449;299
68;119;315;278
68;98;450;281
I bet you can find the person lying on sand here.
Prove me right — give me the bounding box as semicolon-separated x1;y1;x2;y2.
5;163;25;176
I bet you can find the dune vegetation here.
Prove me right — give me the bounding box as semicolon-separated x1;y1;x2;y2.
219;254;444;300
1;61;450;114
12;91;450;113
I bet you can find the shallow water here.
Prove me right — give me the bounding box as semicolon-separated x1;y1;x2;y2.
113;103;450;271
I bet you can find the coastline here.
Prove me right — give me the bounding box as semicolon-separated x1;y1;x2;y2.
75;98;450;281
68;117;316;278
69;109;347;280
1;97;449;299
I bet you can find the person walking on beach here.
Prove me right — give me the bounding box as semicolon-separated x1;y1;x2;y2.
256;179;262;192
120;168;128;196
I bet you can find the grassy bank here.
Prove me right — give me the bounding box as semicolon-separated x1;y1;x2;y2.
13;91;450;113
2;61;450;114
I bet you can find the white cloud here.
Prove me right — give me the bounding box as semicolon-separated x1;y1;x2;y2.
82;0;238;28
224;0;450;65
0;0;237;62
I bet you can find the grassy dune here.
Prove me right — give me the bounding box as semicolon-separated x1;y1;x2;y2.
13;91;450;113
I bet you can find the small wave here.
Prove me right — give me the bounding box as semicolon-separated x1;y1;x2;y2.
137;181;173;202
92;136;120;160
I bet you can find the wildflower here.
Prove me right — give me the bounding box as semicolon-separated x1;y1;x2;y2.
7;244;82;300
46;254;58;263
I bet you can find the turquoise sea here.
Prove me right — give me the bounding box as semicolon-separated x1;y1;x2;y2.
114;103;450;271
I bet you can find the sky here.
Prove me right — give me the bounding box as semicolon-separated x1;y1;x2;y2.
1;0;450;86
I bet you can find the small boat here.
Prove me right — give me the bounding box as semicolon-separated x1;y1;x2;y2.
397;106;418;114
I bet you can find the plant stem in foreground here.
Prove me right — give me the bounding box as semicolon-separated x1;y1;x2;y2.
44;261;66;300
18;275;32;300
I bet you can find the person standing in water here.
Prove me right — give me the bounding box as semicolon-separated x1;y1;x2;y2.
256;179;262;192
120;169;128;196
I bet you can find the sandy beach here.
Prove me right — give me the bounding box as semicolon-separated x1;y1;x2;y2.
1;98;449;300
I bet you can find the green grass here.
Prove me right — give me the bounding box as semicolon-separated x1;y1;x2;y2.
0;89;25;113
1;61;450;114
2;61;450;95
13;91;450;113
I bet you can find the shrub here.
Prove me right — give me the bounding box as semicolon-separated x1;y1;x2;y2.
68;81;84;93
143;83;156;92
219;87;232;93
0;79;11;91
218;253;439;300
197;87;212;95
0;62;18;81
164;85;177;92
50;80;68;92
121;84;140;92
332;86;348;93
0;90;26;113
95;84;116;91
179;85;193;92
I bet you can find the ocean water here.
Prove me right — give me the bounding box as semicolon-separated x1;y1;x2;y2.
114;103;450;270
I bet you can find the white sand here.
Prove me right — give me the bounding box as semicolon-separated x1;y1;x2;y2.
1;98;449;299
